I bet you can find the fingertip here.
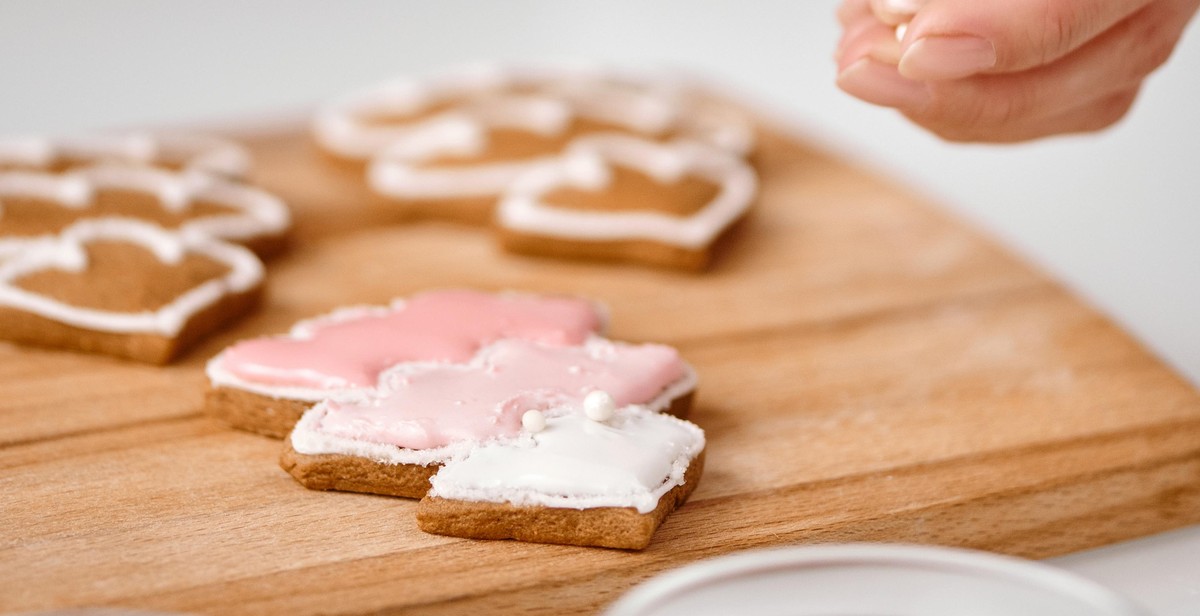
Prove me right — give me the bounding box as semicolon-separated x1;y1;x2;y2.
838;57;931;110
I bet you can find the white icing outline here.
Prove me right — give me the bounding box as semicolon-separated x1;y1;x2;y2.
313;63;681;162
0;166;290;253
287;336;698;469
365;94;588;199
0;218;263;336
676;99;757;157
427;407;705;514
495;134;757;249
0;132;251;179
206;291;611;403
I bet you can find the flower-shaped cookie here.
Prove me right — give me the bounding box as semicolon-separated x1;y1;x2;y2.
0;218;263;363
282;336;702;549
496;134;757;270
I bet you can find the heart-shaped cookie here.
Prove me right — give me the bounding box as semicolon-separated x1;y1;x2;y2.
496;133;757;270
0;165;290;259
205;289;607;437
0;218;263;363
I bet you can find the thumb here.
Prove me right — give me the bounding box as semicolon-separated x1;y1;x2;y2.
898;0;1154;80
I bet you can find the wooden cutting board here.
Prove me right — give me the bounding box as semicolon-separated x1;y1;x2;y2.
3;117;1199;615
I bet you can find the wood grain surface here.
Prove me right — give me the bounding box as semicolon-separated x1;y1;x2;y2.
3;120;1199;615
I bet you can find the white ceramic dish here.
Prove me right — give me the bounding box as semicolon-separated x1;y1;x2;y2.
605;543;1151;616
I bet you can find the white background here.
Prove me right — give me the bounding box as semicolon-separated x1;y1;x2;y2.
1;1;1197;613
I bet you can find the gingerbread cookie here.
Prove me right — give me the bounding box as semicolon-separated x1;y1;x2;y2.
315;64;755;227
495;134;757;270
0;165;291;259
313;63;679;163
0;218;263;364
281;336;697;501
418;404;705;549
0;132;251;178
206;289;607;438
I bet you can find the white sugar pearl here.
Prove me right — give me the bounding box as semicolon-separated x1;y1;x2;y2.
584;390;616;422
895;23;908;44
521;409;546;433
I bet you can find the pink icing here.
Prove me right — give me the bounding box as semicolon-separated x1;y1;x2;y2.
315;338;686;450
219;290;602;389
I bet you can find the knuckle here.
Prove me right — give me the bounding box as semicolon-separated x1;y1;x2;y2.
921;122;994;144
1106;24;1176;91
1091;89;1140;129
1034;0;1084;65
1137;37;1177;76
910;77;1049;142
927;80;1039;128
904;111;986;143
1127;2;1189;77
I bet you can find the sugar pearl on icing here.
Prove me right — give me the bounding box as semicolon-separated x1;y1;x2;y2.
522;409;547;433
584;390;616;422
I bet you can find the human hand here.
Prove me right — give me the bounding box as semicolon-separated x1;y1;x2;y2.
835;0;1200;142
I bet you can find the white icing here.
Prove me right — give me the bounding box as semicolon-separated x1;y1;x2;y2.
0;171;92;207
290;403;482;467
428;407;705;514
312;74;502;160
366;96;577;199
0;132;251;179
463;95;573;136
0;166;290;248
0;137;55;167
0;218;263;336
287;349;698;468
561;152;613;190
205;293;613;403
528;68;680;135
313;63;682;162
677;102;757;157
76;165;212;210
495;134;757;249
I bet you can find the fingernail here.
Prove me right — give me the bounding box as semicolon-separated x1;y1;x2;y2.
837;58;930;110
899;35;996;80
